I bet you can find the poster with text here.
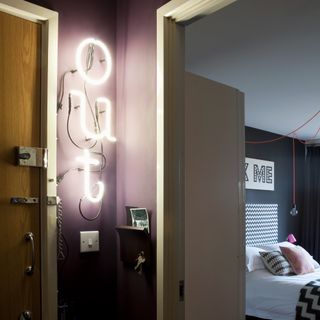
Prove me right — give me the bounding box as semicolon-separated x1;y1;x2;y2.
245;157;274;191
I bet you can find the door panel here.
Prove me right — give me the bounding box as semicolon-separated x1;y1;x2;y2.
185;72;245;319
0;11;41;320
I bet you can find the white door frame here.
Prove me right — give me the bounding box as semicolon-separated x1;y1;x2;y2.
156;1;241;319
0;1;58;319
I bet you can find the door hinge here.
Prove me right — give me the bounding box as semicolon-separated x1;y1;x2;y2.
16;146;48;168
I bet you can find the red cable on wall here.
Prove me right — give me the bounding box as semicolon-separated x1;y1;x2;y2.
245;110;320;144
292;138;296;205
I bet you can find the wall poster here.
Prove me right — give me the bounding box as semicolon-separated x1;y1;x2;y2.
245;157;274;191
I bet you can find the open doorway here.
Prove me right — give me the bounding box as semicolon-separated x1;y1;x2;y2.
185;1;320;319
157;1;245;320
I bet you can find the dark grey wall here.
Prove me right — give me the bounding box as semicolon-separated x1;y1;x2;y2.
245;127;305;242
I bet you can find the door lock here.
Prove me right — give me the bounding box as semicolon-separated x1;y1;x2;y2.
20;310;32;320
16;146;48;168
17;152;31;160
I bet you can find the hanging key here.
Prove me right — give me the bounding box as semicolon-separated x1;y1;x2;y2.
134;251;146;275
20;310;32;320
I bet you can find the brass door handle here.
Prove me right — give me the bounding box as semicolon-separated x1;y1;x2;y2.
25;232;35;276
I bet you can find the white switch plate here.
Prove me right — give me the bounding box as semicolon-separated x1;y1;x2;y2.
80;231;99;253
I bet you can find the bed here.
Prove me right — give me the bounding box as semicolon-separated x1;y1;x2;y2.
246;268;320;320
245;204;320;319
245;242;320;320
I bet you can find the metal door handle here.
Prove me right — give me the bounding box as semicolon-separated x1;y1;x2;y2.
25;232;35;276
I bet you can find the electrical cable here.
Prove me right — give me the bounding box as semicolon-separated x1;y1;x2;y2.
244;110;320;217
289;138;298;216
85;43;95;72
56;154;106;185
67;94;97;150
292;139;296;205
57;69;77;112
58;233;69;273
78;197;103;221
84;82;100;133
90;151;107;171
291;126;320;145
310;125;320;140
57;42;110;222
75;45;106;221
77;134;105;221
246;110;320;144
57;168;82;185
66;94;107;221
97;114;105;180
83;44;102;135
57;199;66;260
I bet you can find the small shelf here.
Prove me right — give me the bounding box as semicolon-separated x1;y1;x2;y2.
116;226;151;267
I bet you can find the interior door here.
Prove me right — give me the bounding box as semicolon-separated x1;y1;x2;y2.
0;11;42;320
184;72;245;319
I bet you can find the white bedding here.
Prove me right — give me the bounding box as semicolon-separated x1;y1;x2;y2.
246;268;320;320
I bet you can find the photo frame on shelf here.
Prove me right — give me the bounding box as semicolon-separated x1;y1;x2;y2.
129;208;150;233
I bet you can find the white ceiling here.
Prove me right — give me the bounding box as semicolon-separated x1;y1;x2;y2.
185;0;320;140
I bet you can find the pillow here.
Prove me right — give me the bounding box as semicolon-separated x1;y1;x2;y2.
259;241;296;251
246;247;266;272
281;246;315;275
259;250;293;275
260;243;320;269
296;245;320;269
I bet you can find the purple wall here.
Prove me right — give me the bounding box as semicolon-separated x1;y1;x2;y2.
116;0;168;319
28;0;117;318
25;0;169;318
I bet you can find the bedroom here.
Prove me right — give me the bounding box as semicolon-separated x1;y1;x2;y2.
186;0;320;319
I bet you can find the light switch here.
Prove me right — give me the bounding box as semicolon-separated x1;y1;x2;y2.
80;231;99;253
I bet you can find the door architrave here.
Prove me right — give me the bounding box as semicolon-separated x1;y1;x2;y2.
0;1;58;319
156;1;244;319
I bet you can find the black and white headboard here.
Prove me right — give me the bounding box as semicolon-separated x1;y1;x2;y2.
245;203;278;246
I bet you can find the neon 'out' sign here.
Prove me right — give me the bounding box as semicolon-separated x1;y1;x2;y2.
69;90;116;142
76;38;112;86
76;149;104;203
71;38;115;203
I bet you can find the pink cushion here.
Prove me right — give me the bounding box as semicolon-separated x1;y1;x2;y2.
280;246;315;275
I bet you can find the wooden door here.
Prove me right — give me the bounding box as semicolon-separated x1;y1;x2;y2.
184;72;245;319
0;11;41;320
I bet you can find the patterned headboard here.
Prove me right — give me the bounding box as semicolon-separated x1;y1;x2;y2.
245;203;278;246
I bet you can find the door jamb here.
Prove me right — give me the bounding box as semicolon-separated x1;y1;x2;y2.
156;1;240;319
0;1;58;320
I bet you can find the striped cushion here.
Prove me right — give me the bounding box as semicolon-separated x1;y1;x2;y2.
259;251;293;275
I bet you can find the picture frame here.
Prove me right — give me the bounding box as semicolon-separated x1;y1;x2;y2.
245;157;274;191
129;207;150;233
